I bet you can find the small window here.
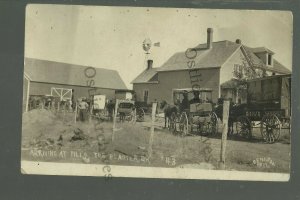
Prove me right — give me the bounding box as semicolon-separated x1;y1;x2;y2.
233;64;243;79
268;54;272;65
143;90;149;103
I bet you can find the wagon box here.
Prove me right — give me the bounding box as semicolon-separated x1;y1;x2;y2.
230;74;292;143
246;74;291;118
246;110;286;121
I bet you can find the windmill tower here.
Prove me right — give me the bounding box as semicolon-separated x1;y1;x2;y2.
142;38;152;69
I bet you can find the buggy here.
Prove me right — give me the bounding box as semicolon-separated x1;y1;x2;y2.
117;100;145;122
170;88;218;136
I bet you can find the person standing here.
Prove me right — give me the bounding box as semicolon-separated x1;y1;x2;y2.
78;98;89;122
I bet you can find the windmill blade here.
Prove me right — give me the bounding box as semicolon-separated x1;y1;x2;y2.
153;42;160;47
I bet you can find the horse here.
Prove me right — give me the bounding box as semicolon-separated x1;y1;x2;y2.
214;99;247;135
160;100;178;129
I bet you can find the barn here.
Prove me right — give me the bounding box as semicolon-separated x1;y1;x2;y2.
131;28;291;105
23;58;127;112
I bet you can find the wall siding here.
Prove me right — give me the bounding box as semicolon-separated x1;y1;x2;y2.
133;68;220;104
220;48;245;84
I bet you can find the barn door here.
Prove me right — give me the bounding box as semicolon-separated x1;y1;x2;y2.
51;87;72;101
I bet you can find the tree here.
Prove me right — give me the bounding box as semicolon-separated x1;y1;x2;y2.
232;46;267;103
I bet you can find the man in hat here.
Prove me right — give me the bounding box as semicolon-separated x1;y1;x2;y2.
78;97;89;122
189;90;202;104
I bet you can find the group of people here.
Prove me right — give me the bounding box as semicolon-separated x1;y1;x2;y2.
178;91;204;112
28;96;74;111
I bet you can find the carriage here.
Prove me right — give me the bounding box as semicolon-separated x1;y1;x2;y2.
223;74;291;143
117;100;145;122
169;88;218;136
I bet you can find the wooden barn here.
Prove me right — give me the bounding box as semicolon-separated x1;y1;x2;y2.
23;58;127;112
131;28;291;105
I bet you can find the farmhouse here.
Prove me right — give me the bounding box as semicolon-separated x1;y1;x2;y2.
23;58;127;112
131;28;291;104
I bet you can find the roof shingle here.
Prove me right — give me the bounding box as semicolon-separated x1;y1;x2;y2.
157;40;240;72
24;58;127;90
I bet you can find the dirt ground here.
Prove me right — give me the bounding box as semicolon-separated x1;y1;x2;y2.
21;109;291;173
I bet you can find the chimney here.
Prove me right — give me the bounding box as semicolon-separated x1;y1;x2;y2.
236;39;241;44
207;28;213;49
147;59;153;70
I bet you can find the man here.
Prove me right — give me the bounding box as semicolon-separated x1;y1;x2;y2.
189;91;202;104
180;93;189;112
78;97;89;122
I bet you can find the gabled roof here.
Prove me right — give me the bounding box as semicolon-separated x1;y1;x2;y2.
24;58;127;90
272;59;291;74
132;40;291;84
242;46;291;74
131;67;158;84
157;40;240;72
251;47;274;55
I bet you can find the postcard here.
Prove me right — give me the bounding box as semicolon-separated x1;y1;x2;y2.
22;4;292;181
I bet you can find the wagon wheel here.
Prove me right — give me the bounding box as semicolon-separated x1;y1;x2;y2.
179;112;188;136
136;108;145;122
209;112;218;135
126;112;133;122
236;115;252;139
260;114;281;143
198;113;217;136
169;112;177;133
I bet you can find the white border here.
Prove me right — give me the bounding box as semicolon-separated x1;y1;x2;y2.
21;161;290;182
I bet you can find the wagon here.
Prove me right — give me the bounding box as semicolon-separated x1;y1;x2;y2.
231;74;291;143
118;100;145;122
170;88;218;136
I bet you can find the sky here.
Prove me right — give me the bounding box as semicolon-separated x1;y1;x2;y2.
25;4;293;89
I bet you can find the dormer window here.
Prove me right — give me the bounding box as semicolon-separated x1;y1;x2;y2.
252;47;274;66
267;54;272;66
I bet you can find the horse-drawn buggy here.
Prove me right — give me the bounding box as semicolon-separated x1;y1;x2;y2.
161;88;218;136
117;99;145;122
216;74;291;143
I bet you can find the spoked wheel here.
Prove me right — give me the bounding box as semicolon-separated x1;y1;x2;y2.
169;112;177;133
127;112;134;122
260;114;281;143
209;112;218;135
236;115;252;139
136;108;145;122
179;112;189;136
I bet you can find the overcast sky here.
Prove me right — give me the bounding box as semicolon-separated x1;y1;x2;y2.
25;4;293;89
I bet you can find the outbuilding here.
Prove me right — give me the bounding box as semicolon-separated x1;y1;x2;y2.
23;58;127;112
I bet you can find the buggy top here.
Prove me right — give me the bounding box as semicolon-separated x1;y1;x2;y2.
172;88;213;93
173;88;213;104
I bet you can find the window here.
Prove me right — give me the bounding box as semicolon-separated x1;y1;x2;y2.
268;54;272;65
143;90;149;103
233;64;243;79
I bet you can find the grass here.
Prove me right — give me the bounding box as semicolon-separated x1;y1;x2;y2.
21;109;291;173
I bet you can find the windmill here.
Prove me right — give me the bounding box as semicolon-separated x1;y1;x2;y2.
142;38;160;69
142;38;152;69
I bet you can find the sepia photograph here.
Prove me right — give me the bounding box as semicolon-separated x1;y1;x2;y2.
21;4;292;181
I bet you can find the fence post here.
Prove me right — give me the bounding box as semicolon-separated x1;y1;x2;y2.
220;100;230;170
148;102;157;159
74;102;78;124
112;99;119;143
133;108;137;123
